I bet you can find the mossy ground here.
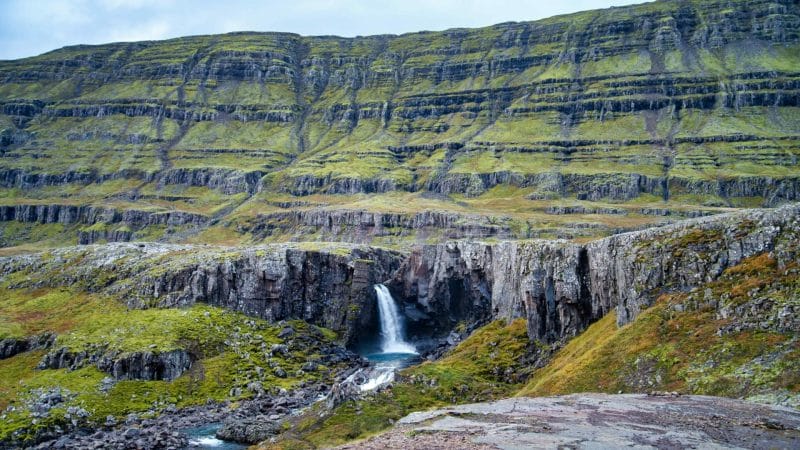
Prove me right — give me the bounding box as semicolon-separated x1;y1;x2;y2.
0;287;347;445
264;319;533;449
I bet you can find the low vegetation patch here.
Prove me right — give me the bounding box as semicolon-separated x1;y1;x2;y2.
0;288;348;446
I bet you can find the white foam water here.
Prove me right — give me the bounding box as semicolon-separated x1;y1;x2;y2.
189;436;225;447
374;284;417;355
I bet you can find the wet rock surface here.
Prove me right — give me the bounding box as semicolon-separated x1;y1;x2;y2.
21;383;338;450
337;394;800;450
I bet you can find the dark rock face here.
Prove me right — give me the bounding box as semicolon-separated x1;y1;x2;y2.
391;203;800;343
2;205;797;352
98;350;193;381
38;347;194;381
0;204;208;244
244;209;514;243
0;243;404;345
390;243;495;341
0;333;55;359
155;168;264;195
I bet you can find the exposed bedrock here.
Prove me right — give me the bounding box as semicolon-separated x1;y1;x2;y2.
38;347;193;381
0;167;262;194
0;168;152;190
389;203;800;344
0;203;208;244
428;171;800;204
0;243;404;345
277;169;800;205
242;209;514;242
0;333;55;360
154;167;265;195
2;205;797;350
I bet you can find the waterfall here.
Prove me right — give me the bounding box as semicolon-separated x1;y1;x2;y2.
374;284;417;354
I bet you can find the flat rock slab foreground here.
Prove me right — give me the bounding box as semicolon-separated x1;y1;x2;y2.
335;394;800;450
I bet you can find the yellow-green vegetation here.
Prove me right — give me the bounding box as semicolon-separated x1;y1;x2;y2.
0;287;347;445
0;288;113;340
0;0;798;251
267;319;534;449
519;253;800;400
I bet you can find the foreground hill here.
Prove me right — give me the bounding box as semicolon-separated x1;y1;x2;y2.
1;0;799;249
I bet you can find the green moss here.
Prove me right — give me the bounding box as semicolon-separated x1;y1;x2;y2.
274;319;532;448
0;290;348;445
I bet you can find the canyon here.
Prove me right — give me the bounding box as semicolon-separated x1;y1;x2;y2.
0;0;799;448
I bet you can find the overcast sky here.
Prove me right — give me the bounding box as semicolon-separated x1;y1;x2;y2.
0;0;645;60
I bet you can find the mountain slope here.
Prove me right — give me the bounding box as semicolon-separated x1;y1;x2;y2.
1;0;799;249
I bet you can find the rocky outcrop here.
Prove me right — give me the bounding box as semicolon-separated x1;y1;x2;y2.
0;243;404;345
0;167;262;194
390;203;800;343
0;204;206;227
427;169;800;204
0;168;151;190
0;333;55;359
0;204;208;244
155;168;264;194
358;394;800;450
38;347;193;381
287;175;400;196
244;209;514;242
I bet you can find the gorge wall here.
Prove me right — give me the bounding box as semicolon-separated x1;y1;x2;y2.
389;203;800;343
0;243;402;345
2;204;797;351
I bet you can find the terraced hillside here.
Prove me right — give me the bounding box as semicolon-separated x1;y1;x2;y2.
1;0;799;250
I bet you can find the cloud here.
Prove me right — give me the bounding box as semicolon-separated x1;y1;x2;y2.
0;0;646;60
107;20;172;43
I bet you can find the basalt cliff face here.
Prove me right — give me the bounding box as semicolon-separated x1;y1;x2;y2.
390;203;799;344
3;204;796;350
0;243;402;345
0;0;799;247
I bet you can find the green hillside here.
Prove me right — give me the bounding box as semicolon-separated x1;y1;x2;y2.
1;0;799;250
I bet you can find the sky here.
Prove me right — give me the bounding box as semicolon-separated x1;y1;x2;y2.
0;0;645;60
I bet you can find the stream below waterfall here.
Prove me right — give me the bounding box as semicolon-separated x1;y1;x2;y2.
355;284;420;391
182;284;419;447
183;423;246;449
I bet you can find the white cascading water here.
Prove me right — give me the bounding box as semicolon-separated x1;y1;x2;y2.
336;284;418;394
374;284;417;354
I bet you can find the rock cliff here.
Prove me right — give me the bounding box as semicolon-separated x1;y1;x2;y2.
0;243;403;345
390;203;800;343
3;204;796;350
